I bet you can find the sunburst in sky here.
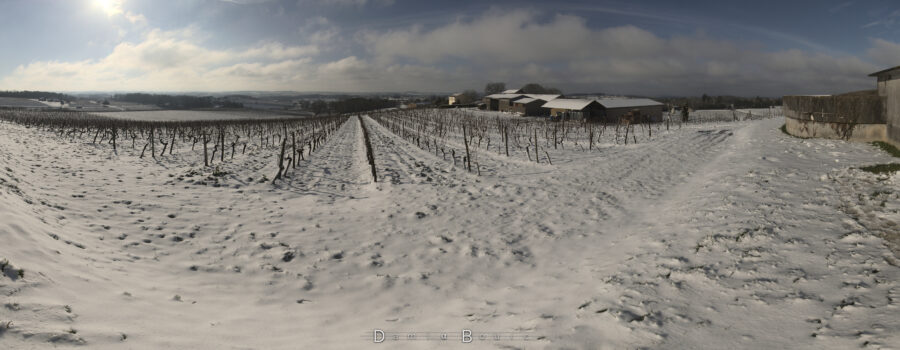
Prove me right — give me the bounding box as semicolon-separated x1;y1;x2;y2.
94;0;124;17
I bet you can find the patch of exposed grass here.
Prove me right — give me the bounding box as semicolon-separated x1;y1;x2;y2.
871;190;893;197
212;166;228;177
860;163;900;174
871;141;900;158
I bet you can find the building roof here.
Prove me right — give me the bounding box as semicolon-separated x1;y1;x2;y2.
541;98;598;110
869;65;900;77
513;98;538;104
524;94;561;101
502;89;523;94
596;98;663;109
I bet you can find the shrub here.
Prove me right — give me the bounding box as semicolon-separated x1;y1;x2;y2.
860;163;900;174
872;141;900;158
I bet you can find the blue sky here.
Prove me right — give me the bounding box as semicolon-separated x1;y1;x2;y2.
0;0;898;96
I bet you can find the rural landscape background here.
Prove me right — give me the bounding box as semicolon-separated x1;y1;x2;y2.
1;0;898;349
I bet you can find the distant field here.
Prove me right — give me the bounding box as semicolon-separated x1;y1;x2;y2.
107;101;160;111
95;109;309;121
0;97;48;108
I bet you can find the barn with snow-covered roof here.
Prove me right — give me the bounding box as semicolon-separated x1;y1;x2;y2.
541;97;664;122
596;98;665;122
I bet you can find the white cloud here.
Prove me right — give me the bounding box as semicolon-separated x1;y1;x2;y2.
298;16;343;51
240;42;320;60
1;10;896;95
0;28;325;91
124;12;147;25
95;0;145;24
0;26;455;92
867;38;900;68
296;0;395;7
219;0;277;4
361;10;886;95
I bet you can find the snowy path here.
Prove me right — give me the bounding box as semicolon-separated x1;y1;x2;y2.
0;117;898;349
275;115;372;199
565;120;900;349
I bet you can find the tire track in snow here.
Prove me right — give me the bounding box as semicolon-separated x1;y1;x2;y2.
360;115;460;186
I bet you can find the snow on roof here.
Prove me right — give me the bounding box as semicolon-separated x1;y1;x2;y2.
502;89;522;94
596;98;663;109
524;94;561;101
513;98;538;104
541;98;597;110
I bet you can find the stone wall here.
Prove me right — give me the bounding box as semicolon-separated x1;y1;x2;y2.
783;94;885;124
782;93;894;143
784;117;887;142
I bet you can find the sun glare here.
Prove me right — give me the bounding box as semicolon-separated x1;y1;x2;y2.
95;0;123;17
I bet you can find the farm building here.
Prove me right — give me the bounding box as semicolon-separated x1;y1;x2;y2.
542;99;605;120
483;93;522;111
541;98;664;122
448;92;477;106
485;93;527;111
871;65;900;145
448;93;463;105
482;87;539;111
483;93;562;112
525;94;562;102
497;94;527;112
511;98;546;116
596;98;665;123
511;95;561;116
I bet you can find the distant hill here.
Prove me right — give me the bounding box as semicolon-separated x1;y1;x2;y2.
0;90;75;101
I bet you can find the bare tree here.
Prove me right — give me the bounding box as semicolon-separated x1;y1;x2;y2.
484;82;506;96
459;90;479;104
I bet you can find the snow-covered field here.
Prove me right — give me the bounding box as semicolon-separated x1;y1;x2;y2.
0;98;47;108
0;113;897;349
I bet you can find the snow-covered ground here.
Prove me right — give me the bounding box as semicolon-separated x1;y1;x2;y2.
0;98;48;108
0;115;897;349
